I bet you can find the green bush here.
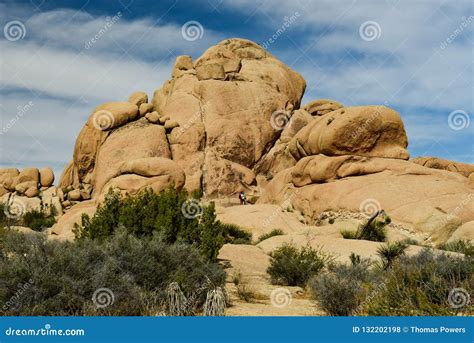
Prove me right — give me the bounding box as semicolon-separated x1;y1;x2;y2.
341;211;389;242
439;240;474;256
340;230;358;239
267;243;328;286
74;187;248;261
368;250;473;315
21;209;56;231
309;261;373;316
257;229;284;243
220;223;252;244
0;228;225;315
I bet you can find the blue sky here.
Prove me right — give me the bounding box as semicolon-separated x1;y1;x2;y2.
0;0;473;179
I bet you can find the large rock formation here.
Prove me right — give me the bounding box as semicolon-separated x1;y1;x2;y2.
2;38;472;245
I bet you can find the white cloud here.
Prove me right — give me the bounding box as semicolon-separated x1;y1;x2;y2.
0;5;224;178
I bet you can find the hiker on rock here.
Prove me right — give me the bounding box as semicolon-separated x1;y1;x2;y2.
239;191;247;205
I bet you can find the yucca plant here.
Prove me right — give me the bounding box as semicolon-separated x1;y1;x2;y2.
203;287;226;316
165;282;187;316
377;242;408;270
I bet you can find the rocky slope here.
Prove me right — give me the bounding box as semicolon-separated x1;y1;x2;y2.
1;38;473;246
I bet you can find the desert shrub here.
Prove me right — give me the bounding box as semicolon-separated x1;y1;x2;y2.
257;229;284;243
267;243;328;286
368;249;473;315
439;240;474;257
340;230;358;239
220;223;252;244
309;261;373;316
74;187;248;261
377;241;407;270
235;282;257;303
21;209;56;231
341;211;389;242
400;238;420;246
0;228;225;315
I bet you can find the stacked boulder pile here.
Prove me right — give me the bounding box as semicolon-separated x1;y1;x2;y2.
0;167;62;217
1;38;472;245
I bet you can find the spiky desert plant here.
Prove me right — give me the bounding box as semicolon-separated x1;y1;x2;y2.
377;242;408;270
203;287;226;316
165;282;187;316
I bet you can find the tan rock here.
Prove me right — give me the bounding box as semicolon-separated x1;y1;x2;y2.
14;168;39;186
24;187;39;198
0;168;19;184
159;115;170;124
80;188;92;200
411;157;474;178
128;91;148;107
100;157;185;198
2;177;14;191
164;120;179;130
139;103;154;116
145;111;160;123
195;63;226;80
259;157;473;245
89;101;138;131
42;186;63;217
68;189;81;201
289;106;410;161
174;55;194;70
1;193;41;214
15;181;37;194
39;167;54;187
303;99;343;116
50;201;97;241
152;38;305;196
92;120;171;197
0;187;8;197
447;221;474;243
